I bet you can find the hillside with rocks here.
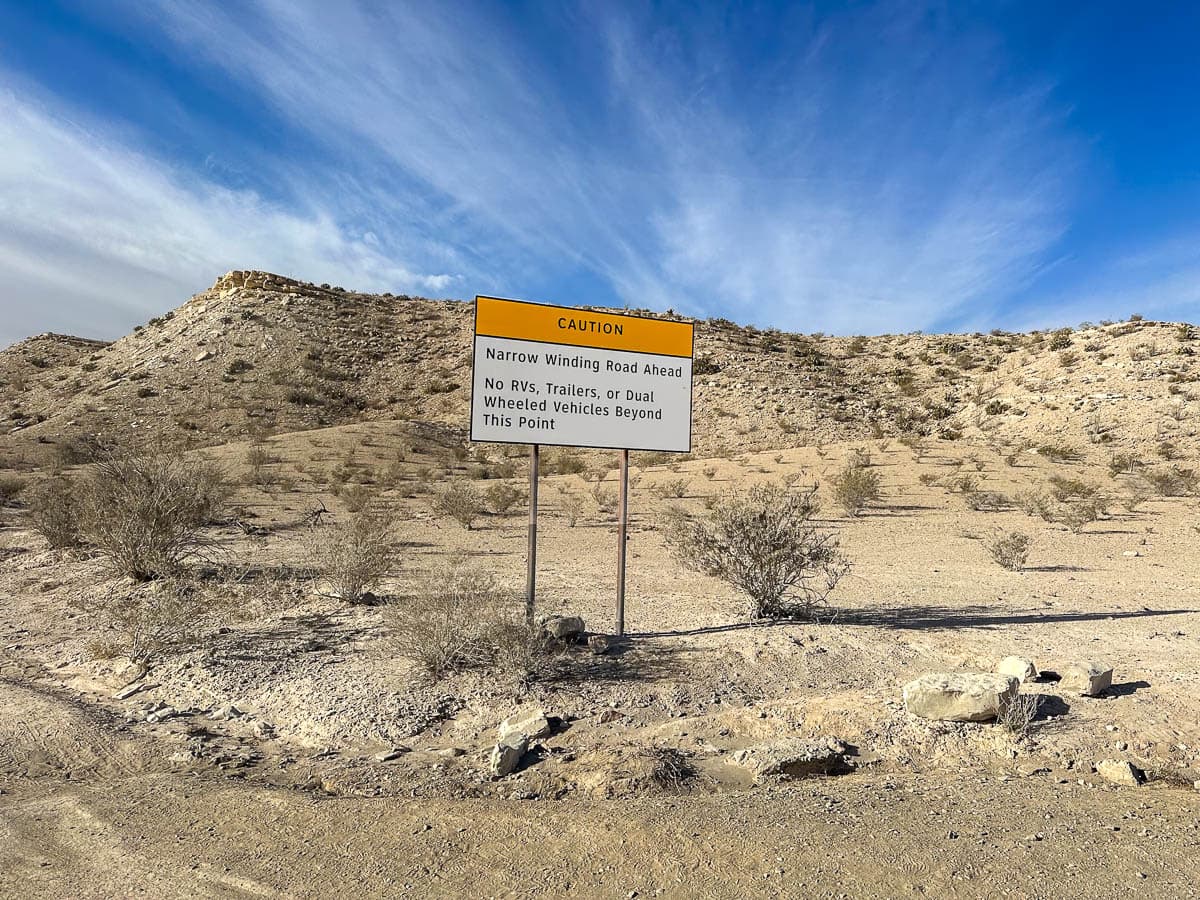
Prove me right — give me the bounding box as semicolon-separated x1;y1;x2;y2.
2;270;1197;472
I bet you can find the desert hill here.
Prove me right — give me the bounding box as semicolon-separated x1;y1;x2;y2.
1;270;1196;472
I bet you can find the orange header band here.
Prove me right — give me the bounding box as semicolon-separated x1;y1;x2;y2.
475;295;693;358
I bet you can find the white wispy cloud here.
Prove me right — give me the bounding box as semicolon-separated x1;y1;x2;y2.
121;0;1077;334
0;82;458;347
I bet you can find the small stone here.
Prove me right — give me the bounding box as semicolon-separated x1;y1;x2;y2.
1096;759;1141;787
374;747;410;762
113;682;150;700
194;350;213;362
437;747;465;758
489;733;528;778
498;706;551;742
996;656;1039;683
541;615;585;640
1122;550;1140;558
1060;661;1113;697
208;703;244;721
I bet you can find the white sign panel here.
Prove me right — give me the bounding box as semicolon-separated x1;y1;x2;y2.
470;296;694;452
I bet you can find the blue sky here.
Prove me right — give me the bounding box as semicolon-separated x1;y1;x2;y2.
1;1;1198;347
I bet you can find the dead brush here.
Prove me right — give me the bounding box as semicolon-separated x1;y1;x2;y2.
644;746;698;791
987;530;1032;571
385;559;540;679
98;576;233;671
307;506;395;602
81;450;232;580
998;692;1041;736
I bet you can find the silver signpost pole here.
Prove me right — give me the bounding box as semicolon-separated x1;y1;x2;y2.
526;443;539;626
616;448;630;636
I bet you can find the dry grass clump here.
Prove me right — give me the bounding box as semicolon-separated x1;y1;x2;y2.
964;490;1008;511
832;460;882;517
666;482;849;620
386;559;538;679
308;507;395;602
434;480;483;529
988;530;1032;571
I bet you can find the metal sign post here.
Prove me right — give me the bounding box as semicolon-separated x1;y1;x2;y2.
616;449;630;636
469;295;694;639
526;443;539;626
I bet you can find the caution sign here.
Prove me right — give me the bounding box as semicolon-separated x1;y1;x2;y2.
470;295;694;452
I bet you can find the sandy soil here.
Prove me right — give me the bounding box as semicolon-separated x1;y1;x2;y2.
2;434;1199;897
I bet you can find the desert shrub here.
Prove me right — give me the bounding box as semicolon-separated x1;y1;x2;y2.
341;484;376;512
434;480;483;529
998;691;1041;735
1016;490;1053;520
1108;452;1143;477
917;473;939;486
665;482;849;620
308;507;395;602
81;452;231;580
386;559;536;678
949;474;980;494
101;577;228;668
652;477;690;500
26;476;85;548
702;465;717;480
560;491;584;526
1036;442;1082;462
485;482;523;515
832;462;882;517
244;445;276;487
591;483;617;515
1146;466;1198;497
1056;498;1105;533
1047;475;1098;502
988;530;1031;571
0;474;27;506
964;490;1008;512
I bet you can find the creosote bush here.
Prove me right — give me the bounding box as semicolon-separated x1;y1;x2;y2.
386;559;538;678
435;480;483;529
666;482;850;620
485;482;523;515
988;530;1032;571
308;507;395;602
832;461;882;517
0;474;27;506
26;476;85;548
84;451;231;579
101;577;229;669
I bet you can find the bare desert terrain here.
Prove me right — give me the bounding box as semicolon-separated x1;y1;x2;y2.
2;272;1199;898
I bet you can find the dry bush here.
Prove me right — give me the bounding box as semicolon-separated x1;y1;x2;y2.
100;577;230;669
26;476;85;548
652;477;690;500
1146;466;1198;497
988;530;1031;571
964;490;1008;512
434;480;482;529
485;482;524;515
244;445;276;487
666;482;849;620
308;507;395;602
386;559;537;679
1048;475;1099;502
0;474;27;506
998;692;1041;735
832;462;882;517
341;484;376;512
1108;452;1143;477
591;483;617;515
917;472;939;486
560;491;584;526
1057;498;1105;533
81;451;231;580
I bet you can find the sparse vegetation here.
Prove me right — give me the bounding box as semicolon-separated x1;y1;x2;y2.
308;507;395;602
988;530;1031;571
435;481;483;529
666;482;849;620
386;558;537;679
832;460;882;517
26;476;85;548
81;451;231;580
485;482;524;515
